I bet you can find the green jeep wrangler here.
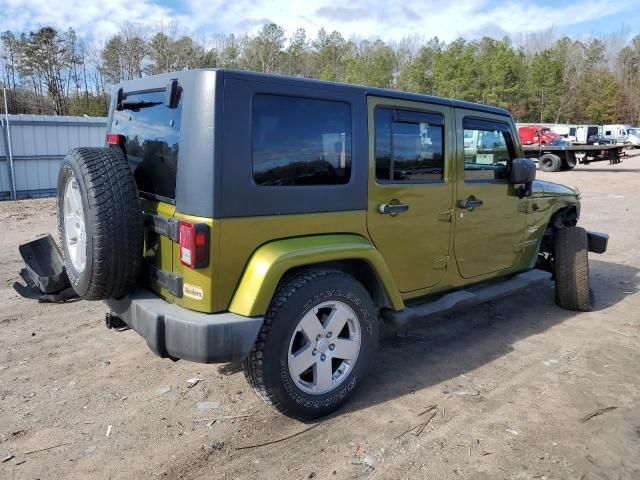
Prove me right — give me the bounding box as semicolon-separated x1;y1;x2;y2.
56;69;608;419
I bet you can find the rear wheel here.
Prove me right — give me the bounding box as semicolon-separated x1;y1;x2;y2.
563;152;577;170
540;153;561;172
57;147;143;300
554;227;592;311
243;269;378;419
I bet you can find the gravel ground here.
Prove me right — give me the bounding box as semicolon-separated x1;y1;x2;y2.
1;152;639;479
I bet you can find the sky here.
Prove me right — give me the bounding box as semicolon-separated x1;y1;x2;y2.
1;0;639;43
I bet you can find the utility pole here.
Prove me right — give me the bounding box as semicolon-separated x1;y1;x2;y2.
3;87;17;200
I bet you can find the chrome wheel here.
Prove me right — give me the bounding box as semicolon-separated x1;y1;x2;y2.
63;177;87;273
288;300;361;395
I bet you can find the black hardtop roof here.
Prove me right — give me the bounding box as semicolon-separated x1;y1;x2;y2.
115;68;511;117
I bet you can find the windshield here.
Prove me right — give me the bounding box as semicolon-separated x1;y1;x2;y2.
629;128;639;136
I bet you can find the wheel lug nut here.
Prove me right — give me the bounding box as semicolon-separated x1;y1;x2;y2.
312;349;317;356
329;343;335;351
320;354;326;361
326;332;332;338
316;335;321;341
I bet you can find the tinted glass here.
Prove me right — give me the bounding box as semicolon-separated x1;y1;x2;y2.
374;108;392;180
252;95;351;186
375;107;444;182
393;122;443;181
463;123;514;181
112;90;181;200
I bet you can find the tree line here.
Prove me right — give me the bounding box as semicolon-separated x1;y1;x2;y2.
1;23;639;125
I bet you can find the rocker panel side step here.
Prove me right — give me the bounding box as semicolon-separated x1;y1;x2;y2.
381;269;552;326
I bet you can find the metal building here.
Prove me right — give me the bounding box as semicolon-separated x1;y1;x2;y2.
0;115;107;200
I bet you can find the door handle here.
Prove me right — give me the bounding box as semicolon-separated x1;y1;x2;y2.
458;197;483;210
378;203;410;215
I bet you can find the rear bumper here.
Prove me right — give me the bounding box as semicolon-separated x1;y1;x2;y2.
587;230;608;254
106;289;263;363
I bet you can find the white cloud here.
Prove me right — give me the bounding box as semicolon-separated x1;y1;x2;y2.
0;0;636;42
182;0;635;41
0;0;192;40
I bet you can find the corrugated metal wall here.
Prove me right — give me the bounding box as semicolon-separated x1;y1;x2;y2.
0;115;107;200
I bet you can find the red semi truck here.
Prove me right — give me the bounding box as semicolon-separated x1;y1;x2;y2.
518;124;624;172
518;125;562;145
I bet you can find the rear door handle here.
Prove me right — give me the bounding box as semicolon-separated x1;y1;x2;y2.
378;203;410;215
458;197;483;210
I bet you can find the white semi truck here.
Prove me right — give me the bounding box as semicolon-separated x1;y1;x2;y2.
600;124;633;144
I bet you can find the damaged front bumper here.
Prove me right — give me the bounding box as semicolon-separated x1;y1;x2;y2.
587;231;608;254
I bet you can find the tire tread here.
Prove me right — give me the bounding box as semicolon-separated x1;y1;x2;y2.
242;268;353;416
555;226;591;311
58;147;143;300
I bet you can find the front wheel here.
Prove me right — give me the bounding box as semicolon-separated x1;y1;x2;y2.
554;227;592;311
243;269;378;419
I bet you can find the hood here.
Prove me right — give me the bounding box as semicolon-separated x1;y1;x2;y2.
532;180;579;198
539;130;560;138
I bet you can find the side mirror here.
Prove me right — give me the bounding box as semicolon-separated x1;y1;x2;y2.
510;158;536;184
510;158;536;198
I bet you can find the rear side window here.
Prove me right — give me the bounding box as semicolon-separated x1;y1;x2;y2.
375;107;444;183
252;95;352;186
111;90;182;200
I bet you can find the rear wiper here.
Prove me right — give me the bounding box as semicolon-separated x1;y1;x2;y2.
117;99;162;111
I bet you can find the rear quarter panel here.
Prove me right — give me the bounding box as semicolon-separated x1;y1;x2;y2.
172;212;221;313
215;211;370;312
227;233;404;317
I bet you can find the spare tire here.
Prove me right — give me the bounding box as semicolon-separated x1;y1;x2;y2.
57;147;143;300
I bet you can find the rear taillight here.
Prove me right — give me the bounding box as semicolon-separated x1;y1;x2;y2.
179;221;209;269
106;133;123;146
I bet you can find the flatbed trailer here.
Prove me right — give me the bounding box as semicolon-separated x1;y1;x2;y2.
522;144;624;172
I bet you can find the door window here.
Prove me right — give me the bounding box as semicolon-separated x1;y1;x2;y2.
375;108;444;183
463;119;515;182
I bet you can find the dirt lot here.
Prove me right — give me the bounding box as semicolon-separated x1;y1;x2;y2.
1;152;639;480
